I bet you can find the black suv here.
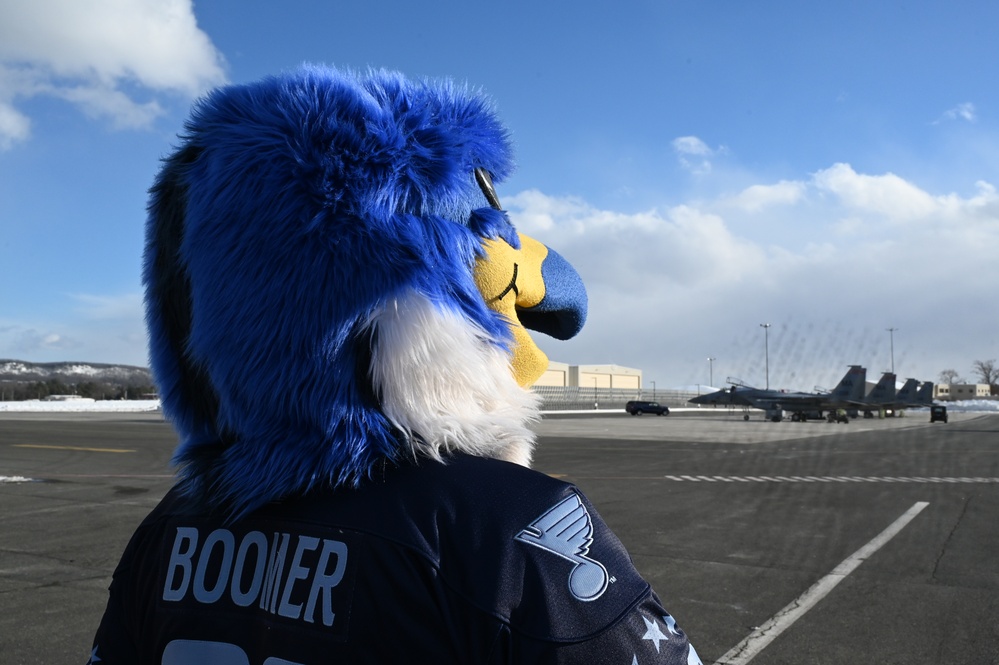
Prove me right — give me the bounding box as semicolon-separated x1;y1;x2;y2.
930;405;948;423
625;400;669;416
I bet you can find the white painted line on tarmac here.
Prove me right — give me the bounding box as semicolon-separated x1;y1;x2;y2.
653;475;999;484
714;501;930;665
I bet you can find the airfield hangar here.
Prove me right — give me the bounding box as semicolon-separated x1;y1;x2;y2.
534;362;642;390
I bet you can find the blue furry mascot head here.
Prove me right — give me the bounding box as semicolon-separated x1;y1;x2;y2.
145;66;586;519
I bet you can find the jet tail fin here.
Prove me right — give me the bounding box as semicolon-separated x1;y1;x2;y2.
831;365;867;402
894;378;920;405
915;382;934;406
866;372;897;405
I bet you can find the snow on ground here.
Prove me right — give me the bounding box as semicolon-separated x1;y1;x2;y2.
928;399;999;412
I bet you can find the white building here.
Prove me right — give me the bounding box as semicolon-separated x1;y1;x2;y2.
934;383;992;400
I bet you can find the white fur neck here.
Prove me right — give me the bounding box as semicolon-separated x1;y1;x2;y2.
367;290;540;467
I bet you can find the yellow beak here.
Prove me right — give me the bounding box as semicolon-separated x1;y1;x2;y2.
473;232;586;387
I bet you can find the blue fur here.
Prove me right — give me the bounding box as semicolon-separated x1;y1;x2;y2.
144;66;520;519
524;247;587;339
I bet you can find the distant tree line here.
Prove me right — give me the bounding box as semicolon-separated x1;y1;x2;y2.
938;359;999;393
0;379;157;401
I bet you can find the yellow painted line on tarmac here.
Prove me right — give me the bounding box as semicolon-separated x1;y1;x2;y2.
12;444;135;454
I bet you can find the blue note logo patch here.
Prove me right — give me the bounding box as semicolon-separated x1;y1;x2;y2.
515;493;609;601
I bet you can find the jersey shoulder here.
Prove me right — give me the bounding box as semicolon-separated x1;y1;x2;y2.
390;455;653;642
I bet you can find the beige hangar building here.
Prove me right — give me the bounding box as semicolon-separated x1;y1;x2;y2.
534;361;643;390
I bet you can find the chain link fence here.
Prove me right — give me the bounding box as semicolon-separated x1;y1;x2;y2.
531;386;701;412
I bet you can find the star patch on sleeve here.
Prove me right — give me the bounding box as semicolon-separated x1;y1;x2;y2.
642;616;670;653
630;613;703;664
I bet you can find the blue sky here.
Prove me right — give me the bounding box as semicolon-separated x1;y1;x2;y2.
2;0;998;390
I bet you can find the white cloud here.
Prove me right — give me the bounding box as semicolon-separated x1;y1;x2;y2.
0;325;76;357
506;191;766;290
507;167;999;390
812;163;938;221
727;180;806;212
672;136;713;156
0;0;226;149
0;292;148;365
0;100;30;149
940;102;976;123
812;163;999;229
55;83;165;129
672;135;724;174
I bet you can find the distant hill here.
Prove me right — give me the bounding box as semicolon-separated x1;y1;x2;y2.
0;360;153;384
0;360;155;400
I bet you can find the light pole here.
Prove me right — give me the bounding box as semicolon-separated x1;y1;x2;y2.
651;380;656;400
760;323;771;390
707;357;716;387
886;327;897;374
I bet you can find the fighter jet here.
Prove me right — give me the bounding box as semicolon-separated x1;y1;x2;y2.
688;365;867;422
862;372;897;412
912;381;935;407
860;375;934;417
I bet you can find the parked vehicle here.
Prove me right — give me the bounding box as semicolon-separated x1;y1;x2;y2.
625;400;669;416
826;408;850;424
930;405;948;423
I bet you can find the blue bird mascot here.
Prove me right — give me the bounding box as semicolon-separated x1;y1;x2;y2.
88;65;701;665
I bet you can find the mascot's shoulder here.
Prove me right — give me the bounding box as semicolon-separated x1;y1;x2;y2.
141;456;650;642
313;453;580;536
333;454;652;641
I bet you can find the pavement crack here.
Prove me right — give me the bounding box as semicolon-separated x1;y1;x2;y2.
931;495;971;582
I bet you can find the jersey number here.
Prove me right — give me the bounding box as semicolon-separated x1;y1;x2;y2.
162;639;304;665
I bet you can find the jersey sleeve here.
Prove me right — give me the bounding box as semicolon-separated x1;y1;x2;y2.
541;592;703;665
87;529;146;664
88;580;139;664
496;486;702;664
87;499;173;665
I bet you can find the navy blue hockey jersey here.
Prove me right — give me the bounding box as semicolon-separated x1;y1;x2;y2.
89;453;701;664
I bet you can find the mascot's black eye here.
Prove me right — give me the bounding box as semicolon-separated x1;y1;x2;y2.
474;167;502;210
495;263;519;301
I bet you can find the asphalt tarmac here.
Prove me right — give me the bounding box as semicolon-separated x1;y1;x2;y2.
2;410;997;664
